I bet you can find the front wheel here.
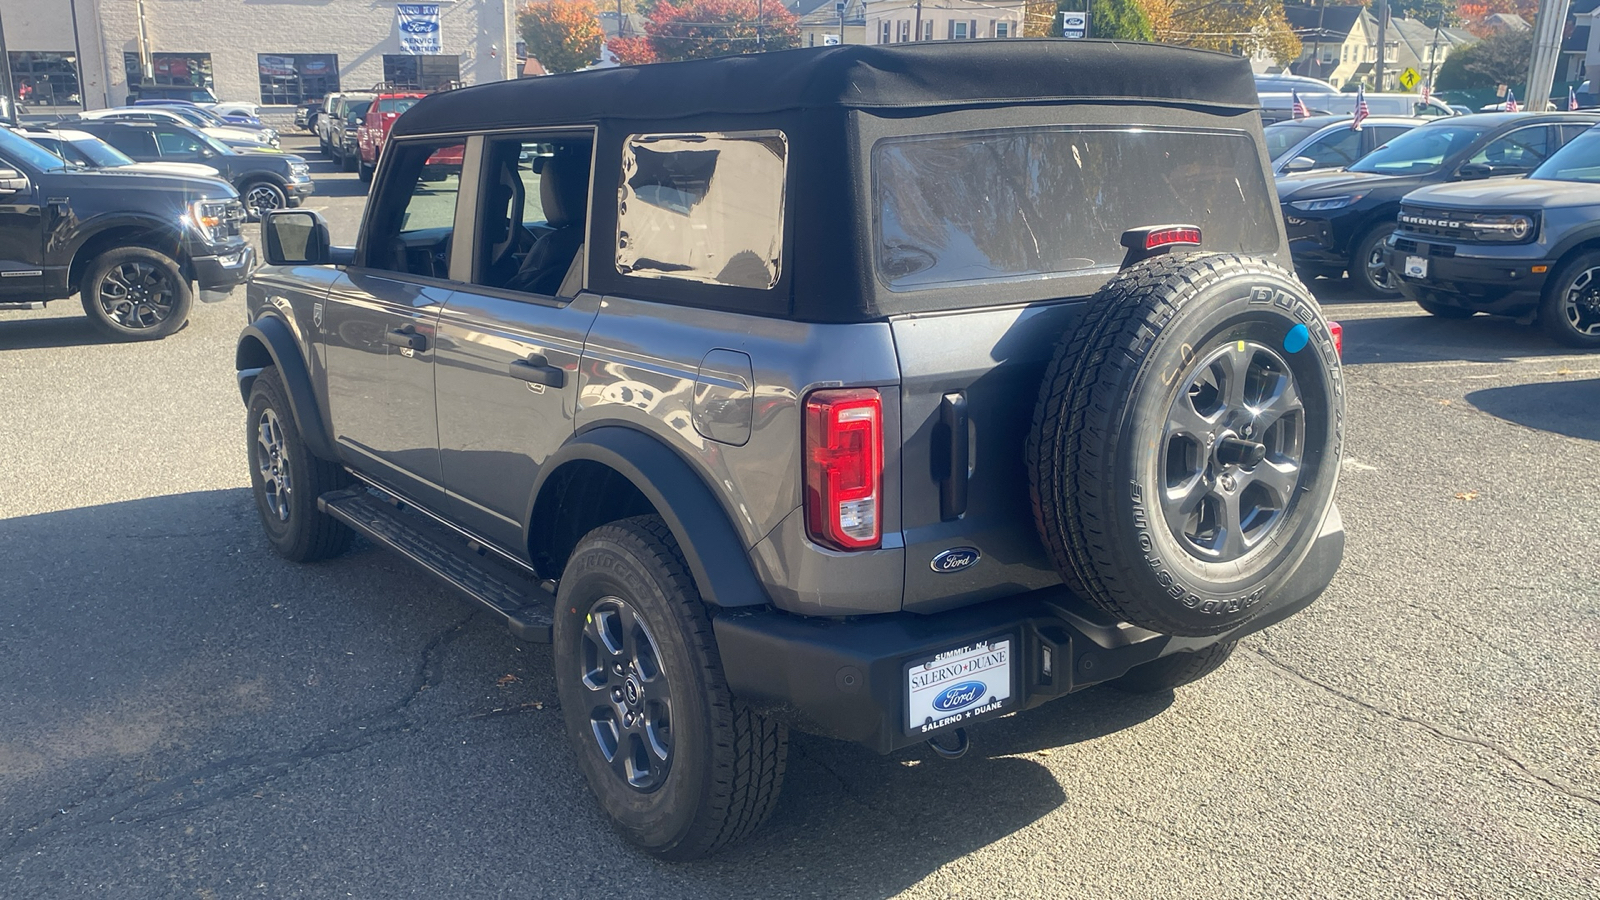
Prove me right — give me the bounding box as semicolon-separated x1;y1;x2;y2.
1352;223;1403;299
1540;251;1600;348
553;516;787;860
246;367;352;561
242;180;288;219
79;246;192;340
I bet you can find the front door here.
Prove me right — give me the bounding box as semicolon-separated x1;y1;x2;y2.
432;134;599;550
319;136;468;507
0;139;46;300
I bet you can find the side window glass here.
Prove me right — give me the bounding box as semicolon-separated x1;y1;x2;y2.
616;130;787;290
1469;127;1550;170
1559;124;1593;147
1370;126;1408;149
155;129;204;157
107;130;158;157
475;137;593;296
1303;128;1362;167
363;139;464;278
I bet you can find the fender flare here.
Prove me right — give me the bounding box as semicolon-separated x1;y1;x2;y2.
236;315;337;461
533;427;770;609
1547;227;1600;265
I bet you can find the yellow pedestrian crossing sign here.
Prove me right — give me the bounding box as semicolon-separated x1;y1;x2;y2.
1399;67;1421;91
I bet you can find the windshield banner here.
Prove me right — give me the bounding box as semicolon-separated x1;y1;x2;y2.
396;4;442;55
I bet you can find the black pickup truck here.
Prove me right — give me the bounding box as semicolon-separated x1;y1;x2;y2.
0;126;251;339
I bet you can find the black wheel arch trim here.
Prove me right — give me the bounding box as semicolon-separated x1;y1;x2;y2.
1547;229;1600;266
236;314;337;461
530;427;770;609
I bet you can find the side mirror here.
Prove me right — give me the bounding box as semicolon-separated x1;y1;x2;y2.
263;209;332;266
1456;163;1493;180
354;116;365;126
1285;156;1317;173
0;167;29;195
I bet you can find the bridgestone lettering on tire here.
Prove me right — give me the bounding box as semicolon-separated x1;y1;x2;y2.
553;516;787;860
1027;254;1344;636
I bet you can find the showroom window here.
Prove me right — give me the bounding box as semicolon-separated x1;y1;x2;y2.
124;52;213;89
258;54;340;105
382;54;460;92
9;52;80;108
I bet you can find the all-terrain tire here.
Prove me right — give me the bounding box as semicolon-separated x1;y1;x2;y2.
1539;250;1600;348
553;515;787;860
1111;642;1238;693
1027;253;1344;636
79;246;193;340
246;367;352;562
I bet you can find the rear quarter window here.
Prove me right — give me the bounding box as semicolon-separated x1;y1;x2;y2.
872;126;1278;290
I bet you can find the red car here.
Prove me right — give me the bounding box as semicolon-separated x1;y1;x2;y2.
355;92;425;182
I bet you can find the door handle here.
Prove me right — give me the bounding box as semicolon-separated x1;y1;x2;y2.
384;328;427;351
509;356;565;389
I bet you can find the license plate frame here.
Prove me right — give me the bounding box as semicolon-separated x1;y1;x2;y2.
1405;255;1428;279
904;634;1017;736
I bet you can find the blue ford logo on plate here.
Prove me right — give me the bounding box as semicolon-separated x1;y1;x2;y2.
932;680;986;713
930;547;980;573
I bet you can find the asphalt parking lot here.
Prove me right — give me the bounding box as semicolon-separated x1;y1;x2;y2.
1;136;1596;899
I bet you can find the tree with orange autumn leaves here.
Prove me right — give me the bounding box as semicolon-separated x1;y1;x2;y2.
519;0;607;74
1024;0;1298;64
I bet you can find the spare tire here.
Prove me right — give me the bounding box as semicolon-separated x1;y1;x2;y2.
1027;254;1343;636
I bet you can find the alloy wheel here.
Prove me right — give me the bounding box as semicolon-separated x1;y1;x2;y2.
1561;267;1600;337
1366;243;1394;291
255;408;292;523
1158;340;1306;563
245;184;285;215
97;261;175;330
579;596;674;792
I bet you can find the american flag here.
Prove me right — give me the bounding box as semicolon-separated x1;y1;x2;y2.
1505;89;1519;113
1292;90;1310;119
1571;85;1580;111
1420;82;1431;103
1352;84;1369;131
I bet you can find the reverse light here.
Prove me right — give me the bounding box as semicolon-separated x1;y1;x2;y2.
804;388;883;551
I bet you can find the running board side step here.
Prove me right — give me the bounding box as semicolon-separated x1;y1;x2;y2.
0;301;46;310
318;486;554;642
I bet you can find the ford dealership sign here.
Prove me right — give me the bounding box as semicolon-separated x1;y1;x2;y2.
397;4;442;55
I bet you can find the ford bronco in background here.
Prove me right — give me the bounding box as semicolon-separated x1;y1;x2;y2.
236;41;1345;859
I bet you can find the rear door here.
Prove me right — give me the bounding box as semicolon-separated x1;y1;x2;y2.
319;135;469;508
432;132;600;550
0;137;46;299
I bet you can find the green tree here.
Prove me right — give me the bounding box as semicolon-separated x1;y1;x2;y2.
1054;0;1153;40
1435;27;1531;90
518;0;606;74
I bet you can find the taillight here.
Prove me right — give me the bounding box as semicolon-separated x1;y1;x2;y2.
1328;321;1344;358
804;388;883;551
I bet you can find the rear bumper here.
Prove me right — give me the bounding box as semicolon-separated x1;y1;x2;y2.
194;244;255;302
716;504;1344;754
1382;237;1550;316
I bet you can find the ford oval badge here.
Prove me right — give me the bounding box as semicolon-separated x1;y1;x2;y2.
932;681;987;713
930;547;980;573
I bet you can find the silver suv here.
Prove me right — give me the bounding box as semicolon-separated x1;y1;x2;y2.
238;41;1347;859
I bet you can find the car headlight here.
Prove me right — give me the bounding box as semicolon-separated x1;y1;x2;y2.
1287;194;1363;212
1467;214;1536;242
289;162;311;180
188;198;239;244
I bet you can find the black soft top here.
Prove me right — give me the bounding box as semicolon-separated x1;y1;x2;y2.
392;39;1258;137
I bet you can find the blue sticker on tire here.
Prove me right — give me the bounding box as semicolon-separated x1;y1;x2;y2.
1284;323;1310;353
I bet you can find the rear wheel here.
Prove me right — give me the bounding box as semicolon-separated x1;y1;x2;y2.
1539;251;1600;348
553;516;787;860
1352;223;1403;299
358;157;374;183
79;246;192;340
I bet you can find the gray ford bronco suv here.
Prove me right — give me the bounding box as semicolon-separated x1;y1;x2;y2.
236;41;1346;859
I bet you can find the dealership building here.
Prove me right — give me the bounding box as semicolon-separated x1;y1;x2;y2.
0;0;519;110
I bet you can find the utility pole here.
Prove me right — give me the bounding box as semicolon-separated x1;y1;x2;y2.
1373;0;1389;91
1311;0;1326;79
1425;2;1443;89
756;0;763;48
1526;0;1573;110
914;0;922;41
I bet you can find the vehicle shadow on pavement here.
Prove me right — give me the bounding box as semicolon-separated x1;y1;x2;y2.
677;689;1173;895
0;314;139;351
1466;378;1600;442
1332;312;1584;366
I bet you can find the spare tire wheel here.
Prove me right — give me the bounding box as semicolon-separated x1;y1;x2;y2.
1028;254;1343;636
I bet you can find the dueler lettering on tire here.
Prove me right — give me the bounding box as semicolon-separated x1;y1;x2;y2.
1027;254;1343;637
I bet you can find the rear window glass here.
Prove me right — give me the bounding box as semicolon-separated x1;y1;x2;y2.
872;126;1279;290
616;130;787;290
379;98;420;114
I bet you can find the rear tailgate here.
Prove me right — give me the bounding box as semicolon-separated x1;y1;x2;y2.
892;301;1083;614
